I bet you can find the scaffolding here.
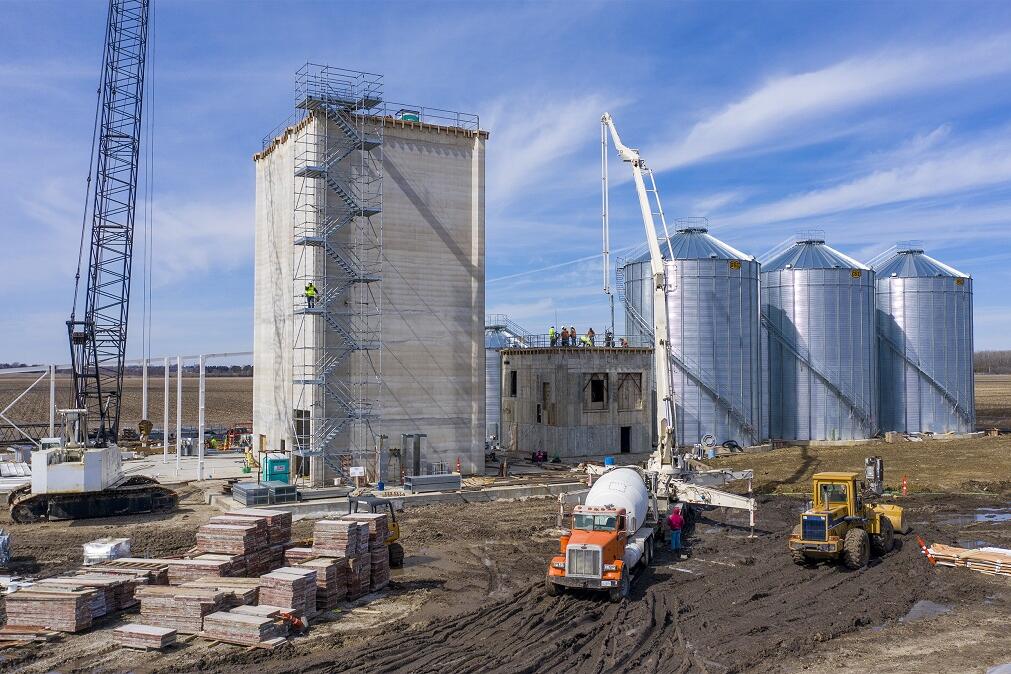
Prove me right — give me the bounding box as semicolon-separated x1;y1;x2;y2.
291;64;383;486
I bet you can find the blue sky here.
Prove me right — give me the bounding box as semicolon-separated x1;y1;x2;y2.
3;0;1011;363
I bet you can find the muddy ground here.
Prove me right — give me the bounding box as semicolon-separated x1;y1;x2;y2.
1;489;1008;674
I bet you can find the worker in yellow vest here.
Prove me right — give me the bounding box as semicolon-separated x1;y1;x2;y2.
305;282;318;309
549;326;557;347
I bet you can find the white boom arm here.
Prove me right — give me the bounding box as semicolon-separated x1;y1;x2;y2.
601;113;677;467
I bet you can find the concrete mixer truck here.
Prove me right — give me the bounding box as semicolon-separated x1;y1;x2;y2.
546;467;660;602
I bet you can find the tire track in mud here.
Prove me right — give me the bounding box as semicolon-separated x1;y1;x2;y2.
259;579;707;674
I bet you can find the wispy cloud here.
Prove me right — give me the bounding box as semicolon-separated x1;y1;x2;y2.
646;34;1011;171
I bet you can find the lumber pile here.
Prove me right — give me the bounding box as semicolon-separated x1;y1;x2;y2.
201;611;287;648
179;576;261;607
297;557;348;611
225;508;293;545
5;587;96;632
258;567;317;619
34;574;139;617
347;554;371;600
114;624;177;651
342;513;389;545
195;524;267;556
90;559;170;585
0;626;61;643
134;586;229;634
369;541;390;592
928;543;1011;577
312;520;363;557
284;547;318;565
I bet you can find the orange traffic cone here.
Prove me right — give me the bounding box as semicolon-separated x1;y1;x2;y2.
456;456;462;474
901;475;908;496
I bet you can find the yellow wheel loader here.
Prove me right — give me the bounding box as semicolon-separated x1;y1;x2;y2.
788;462;905;569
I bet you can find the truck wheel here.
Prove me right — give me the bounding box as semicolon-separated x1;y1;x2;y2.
870;516;894;556
842;528;870;570
545;578;561;597
609;568;629;603
790;525;808;565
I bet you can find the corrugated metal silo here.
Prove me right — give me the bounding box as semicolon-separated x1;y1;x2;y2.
620;224;761;447
875;247;974;433
762;236;877;440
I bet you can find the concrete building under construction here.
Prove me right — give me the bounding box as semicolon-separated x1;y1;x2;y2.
499;346;654;459
252;65;487;484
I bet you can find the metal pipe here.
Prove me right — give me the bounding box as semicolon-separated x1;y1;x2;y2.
141;357;148;422
162;356;169;463
49;365;56;437
175;355;182;472
197;354;206;481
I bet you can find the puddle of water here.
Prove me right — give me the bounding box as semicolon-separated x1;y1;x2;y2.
942;507;1011;527
986;664;1011;674
899;600;951;623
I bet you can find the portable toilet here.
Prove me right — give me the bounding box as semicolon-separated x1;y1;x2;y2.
259;452;290;484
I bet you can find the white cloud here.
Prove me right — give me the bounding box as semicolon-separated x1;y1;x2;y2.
646;34;1011;171
722;131;1011;227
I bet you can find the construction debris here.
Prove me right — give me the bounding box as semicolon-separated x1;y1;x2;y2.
927;543;1011;576
114;624;177;651
82;538;131;566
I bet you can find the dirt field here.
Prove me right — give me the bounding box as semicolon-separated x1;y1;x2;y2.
1;483;1008;673
0;375;253;434
711;434;1011;494
975;373;1011;430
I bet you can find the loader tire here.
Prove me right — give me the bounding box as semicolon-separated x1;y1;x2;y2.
870;516;894;556
609;568;629;603
843;528;870;570
545;578;561;597
790;525;809;565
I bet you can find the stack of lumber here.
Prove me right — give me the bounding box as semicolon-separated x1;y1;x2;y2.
343;513;389;545
5;587;95;632
90;559;170;585
195;523;267;556
0;625;61;643
114;624;177;651
35;574;138;617
284;547;317;565
225;508;293;545
369;541;390;591
258;567;317;618
134;586;228;634
179;576;261;607
347;554;371;600
928;543;1011;576
312;520;362;557
201;610;287;648
297;557;348;610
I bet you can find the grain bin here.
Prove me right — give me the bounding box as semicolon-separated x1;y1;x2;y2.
762;236;877;441
875;247;974;434
620;223;761;447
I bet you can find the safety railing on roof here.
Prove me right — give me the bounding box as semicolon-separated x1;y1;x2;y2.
508;333;652;349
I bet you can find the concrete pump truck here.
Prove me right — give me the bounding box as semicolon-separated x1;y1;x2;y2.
545;114;757;601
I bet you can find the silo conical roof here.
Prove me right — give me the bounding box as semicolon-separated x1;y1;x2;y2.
875;248;968;278
632;226;755;263
763;237;870;271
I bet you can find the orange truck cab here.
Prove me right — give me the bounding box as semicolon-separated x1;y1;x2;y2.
546;503;656;602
